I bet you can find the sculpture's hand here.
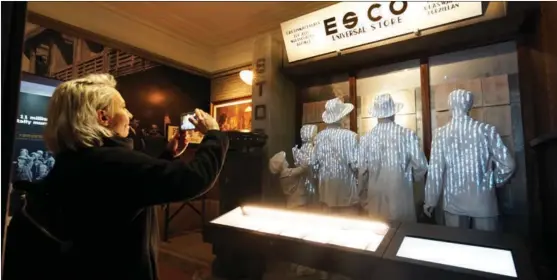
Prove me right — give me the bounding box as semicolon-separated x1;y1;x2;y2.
423;204;434;218
292;147;300;166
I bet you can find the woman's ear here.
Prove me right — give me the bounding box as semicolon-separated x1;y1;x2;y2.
97;110;110;126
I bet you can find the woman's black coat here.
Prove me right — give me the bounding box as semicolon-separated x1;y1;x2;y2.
3;130;229;280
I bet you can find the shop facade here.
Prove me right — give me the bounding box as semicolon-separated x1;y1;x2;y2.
251;0;553;270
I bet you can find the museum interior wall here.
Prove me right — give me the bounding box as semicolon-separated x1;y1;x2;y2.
117;66;210;135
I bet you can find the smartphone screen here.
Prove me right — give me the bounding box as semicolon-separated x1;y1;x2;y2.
180;113;196;131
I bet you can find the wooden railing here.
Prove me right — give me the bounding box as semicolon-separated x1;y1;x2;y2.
52;48;159;81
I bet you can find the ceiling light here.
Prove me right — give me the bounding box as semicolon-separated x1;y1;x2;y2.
239;70;253;86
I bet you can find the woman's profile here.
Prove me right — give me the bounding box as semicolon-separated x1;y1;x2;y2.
3;74;229;280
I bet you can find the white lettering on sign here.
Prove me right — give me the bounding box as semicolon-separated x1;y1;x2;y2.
281;1;483;62
17;114;48;126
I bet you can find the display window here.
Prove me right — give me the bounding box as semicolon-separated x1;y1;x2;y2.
286;41;526;234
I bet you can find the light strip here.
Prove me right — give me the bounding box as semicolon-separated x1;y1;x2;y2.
213;99;252;109
20;81;56;97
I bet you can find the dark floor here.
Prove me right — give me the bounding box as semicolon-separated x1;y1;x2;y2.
159;262;194;280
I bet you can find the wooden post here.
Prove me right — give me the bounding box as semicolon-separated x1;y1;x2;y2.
419;58;432;159
349;74;357;133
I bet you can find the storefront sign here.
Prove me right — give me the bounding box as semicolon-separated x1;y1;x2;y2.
281;1;483;62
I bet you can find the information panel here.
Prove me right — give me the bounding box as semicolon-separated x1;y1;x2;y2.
396;236;517;277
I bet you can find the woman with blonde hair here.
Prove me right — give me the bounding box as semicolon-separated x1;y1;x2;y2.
4;74;229;280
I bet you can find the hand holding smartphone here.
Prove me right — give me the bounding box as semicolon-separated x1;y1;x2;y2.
180;112;197;131
181;109;220;134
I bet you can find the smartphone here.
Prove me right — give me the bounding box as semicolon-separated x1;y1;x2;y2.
180;112;196;131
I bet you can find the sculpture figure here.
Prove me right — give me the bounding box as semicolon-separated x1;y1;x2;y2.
311;98;359;214
359;93;427;222
424;89;516;231
292;124;318;205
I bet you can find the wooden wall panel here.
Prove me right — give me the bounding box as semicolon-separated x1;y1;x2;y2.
517;3;557;275
210;72;252;103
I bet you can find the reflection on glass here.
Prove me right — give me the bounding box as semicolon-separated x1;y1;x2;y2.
211;206;389;252
213;99;252;132
396;237;517;278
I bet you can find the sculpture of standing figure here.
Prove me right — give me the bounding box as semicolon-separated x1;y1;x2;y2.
292;124;318;205
424;89;516;231
359;93;427;222
311;97;359;215
269;151;308;209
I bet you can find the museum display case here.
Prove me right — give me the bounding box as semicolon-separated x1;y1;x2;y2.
211;205;390;251
205;205;536;280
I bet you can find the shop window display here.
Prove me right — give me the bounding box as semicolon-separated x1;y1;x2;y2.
428;41;527;233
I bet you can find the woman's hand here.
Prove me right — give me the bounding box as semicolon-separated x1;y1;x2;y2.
189;109;220;134
167;131;189;157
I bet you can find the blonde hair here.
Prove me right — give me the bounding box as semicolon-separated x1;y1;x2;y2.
44;73;127;155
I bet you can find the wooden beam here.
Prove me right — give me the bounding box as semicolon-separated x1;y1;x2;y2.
27;11;211;78
295;88;303;146
23;26;45;41
211;64;252;79
348;74;357;133
419;58;432;159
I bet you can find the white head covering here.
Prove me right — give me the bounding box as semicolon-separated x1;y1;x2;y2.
300;124;318;143
322;98;354;124
448;89;473;114
369;93;403;118
269;151;287;174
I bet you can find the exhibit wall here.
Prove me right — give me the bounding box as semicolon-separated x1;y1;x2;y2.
210;67;253;132
116;65;211;134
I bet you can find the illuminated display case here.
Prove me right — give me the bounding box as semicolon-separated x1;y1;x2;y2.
205;206;536;280
383;222;536;280
211;206;391;252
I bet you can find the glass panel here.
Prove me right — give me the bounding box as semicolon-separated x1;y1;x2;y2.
428;41;527;234
356;60;423;144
